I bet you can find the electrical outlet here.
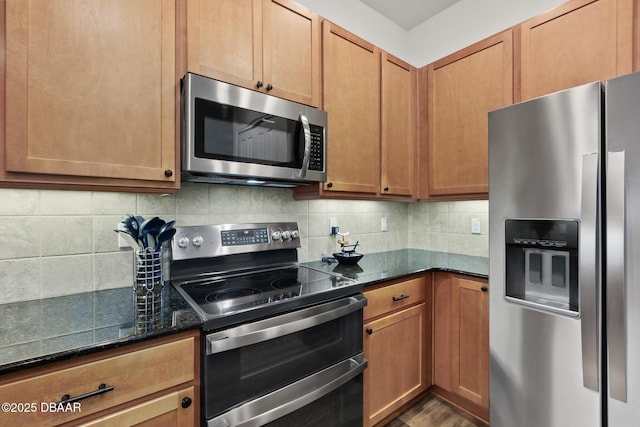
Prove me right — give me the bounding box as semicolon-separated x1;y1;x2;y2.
381;216;388;232
329;218;338;235
117;222;130;248
471;218;481;235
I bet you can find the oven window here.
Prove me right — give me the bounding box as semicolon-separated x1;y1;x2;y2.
264;373;363;427
204;307;362;419
194;97;302;168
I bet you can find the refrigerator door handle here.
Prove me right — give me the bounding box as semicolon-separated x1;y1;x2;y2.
580;153;600;392
606;150;627;402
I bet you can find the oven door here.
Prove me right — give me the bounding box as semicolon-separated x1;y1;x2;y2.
209;354;366;427
203;294;366;422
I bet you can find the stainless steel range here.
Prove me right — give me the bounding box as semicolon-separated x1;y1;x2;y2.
170;222;366;427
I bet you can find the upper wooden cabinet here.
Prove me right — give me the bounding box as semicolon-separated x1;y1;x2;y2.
420;30;513;198
294;23;418;200
320;22;381;195
381;52;417;197
186;0;321;107
2;0;178;192
519;0;634;101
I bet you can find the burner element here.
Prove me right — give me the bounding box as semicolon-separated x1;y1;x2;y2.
206;288;262;303
271;278;301;289
195;280;227;289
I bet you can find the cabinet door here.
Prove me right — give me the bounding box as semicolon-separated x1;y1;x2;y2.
4;0;177;186
322;22;380;195
381;52;417;197
433;273;453;391
424;30;512;197
519;0;634;101
82;387;195;427
364;303;426;426
187;0;263;91
262;0;321;107
451;276;489;409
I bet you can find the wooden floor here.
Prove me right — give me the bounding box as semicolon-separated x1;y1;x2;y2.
384;394;488;427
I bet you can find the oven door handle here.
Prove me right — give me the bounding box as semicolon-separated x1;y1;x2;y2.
208;353;367;427
206;294;367;355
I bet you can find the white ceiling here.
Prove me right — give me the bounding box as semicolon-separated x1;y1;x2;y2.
360;0;462;30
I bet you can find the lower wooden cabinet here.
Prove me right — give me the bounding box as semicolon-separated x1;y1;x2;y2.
83;386;195;427
433;272;489;422
363;275;430;427
0;330;199;427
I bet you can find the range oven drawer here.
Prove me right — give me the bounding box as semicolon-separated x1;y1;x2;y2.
209;354;366;427
203;294;366;422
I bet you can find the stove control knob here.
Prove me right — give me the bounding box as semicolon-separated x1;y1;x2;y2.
291;230;299;240
177;236;190;248
272;231;282;241
192;235;204;247
282;230;292;240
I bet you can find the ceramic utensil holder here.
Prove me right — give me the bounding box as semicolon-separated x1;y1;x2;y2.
133;248;165;332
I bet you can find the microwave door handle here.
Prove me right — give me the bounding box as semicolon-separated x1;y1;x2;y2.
297;112;311;178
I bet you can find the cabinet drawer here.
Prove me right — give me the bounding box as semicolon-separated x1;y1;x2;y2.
0;335;195;426
364;276;425;321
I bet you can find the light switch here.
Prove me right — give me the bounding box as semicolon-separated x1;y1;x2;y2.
381;216;388;232
471;218;481;234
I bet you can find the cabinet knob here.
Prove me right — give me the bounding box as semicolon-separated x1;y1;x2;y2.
164;169;173;177
366;328;373;335
181;396;192;409
481;286;488;292
326;182;333;188
383;187;389;192
256;81;264;88
266;83;273;91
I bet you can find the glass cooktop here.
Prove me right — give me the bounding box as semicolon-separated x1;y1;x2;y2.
174;266;358;327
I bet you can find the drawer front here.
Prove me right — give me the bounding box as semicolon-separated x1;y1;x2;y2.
0;336;195;426
364;276;425;321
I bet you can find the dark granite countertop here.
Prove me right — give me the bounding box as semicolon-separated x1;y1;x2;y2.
0;284;201;375
0;249;486;376
303;249;488;286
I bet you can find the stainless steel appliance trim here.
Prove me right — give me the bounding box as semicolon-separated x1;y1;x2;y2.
207;353;367;427
171;222;301;261
296;112;311;178
206;294;366;355
580;153;600;391
504;296;579;318
606;150;627;402
181;72;327;184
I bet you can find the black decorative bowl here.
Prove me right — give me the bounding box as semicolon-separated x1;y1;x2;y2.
333;252;364;265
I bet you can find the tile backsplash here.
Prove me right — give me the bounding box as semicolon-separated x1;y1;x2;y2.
0;184;487;304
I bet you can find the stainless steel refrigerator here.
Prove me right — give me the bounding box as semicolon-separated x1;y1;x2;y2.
489;71;640;426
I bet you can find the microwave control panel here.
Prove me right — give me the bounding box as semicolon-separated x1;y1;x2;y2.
309;124;324;172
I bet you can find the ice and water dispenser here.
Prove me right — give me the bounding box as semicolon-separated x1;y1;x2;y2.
504;219;580;317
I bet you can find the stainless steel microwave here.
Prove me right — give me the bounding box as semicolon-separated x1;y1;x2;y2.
180;73;327;187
